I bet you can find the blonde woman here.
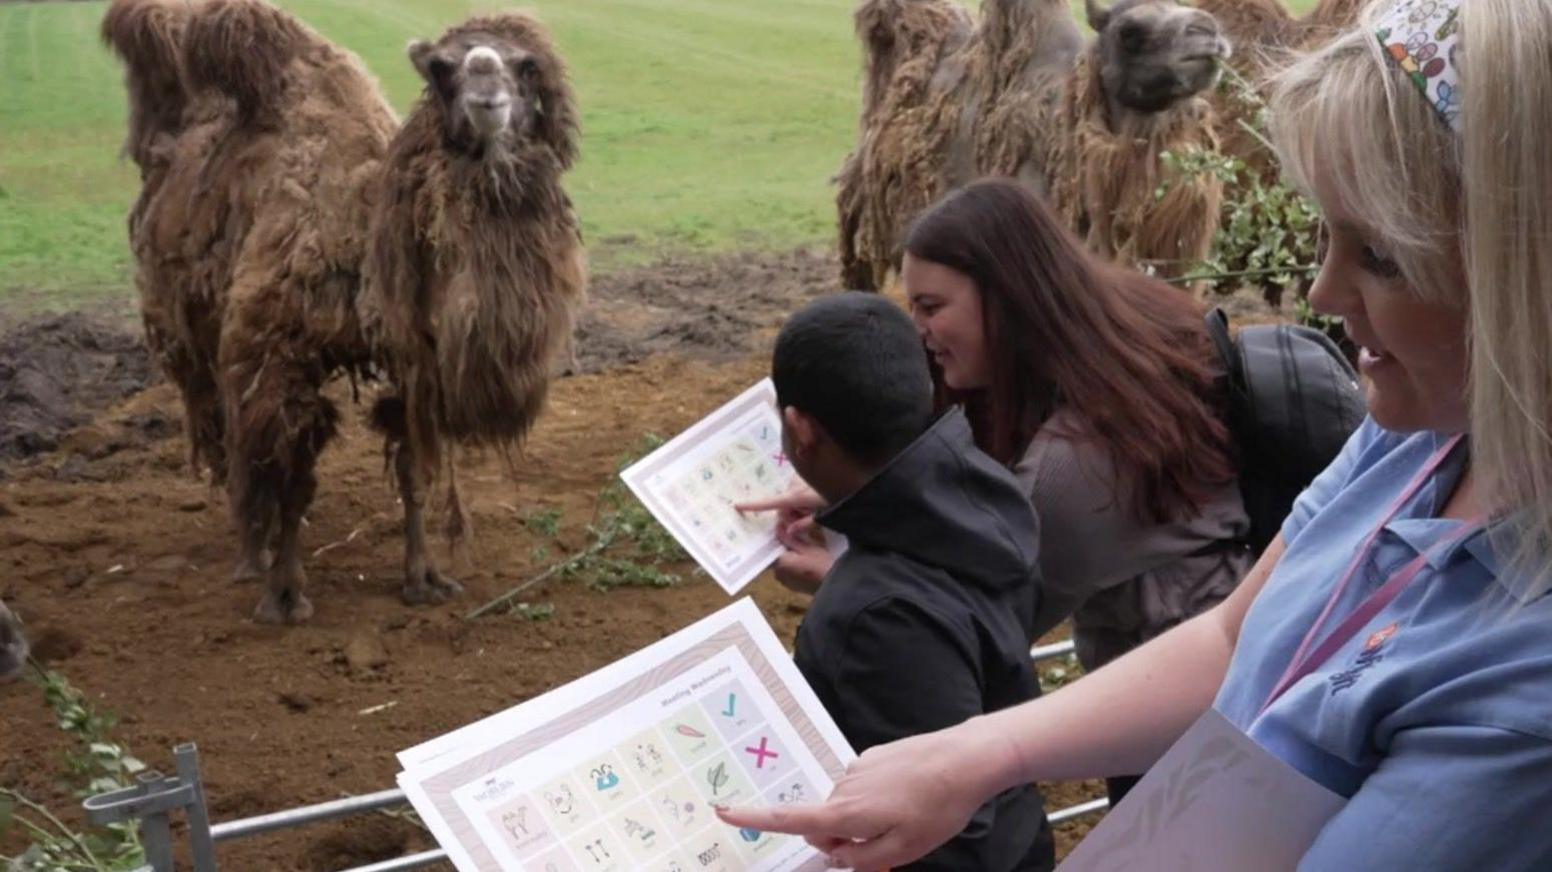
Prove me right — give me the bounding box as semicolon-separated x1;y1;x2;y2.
719;0;1552;867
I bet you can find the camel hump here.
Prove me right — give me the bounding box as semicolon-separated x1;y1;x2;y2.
853;0;971;121
101;0;191;84
183;0;307;122
854;0;971;54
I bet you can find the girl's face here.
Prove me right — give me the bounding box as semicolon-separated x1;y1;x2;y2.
1307;198;1469;434
902;254;992;391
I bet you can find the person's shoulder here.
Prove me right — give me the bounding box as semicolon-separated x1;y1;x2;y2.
1280;417;1448;545
1014;409;1113;489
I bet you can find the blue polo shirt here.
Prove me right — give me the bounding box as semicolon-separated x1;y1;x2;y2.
1214;418;1552;870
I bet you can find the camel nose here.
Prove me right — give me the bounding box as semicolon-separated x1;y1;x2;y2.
464;45;502;75
1183;12;1230;58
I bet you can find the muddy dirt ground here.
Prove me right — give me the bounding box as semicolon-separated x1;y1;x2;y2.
0;248;1214;869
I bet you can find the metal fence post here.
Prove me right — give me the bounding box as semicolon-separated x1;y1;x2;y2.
174;744;218;872
82;743;219;872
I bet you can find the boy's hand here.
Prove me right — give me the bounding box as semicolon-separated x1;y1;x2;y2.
736;480;825;527
771;520;836;596
739;480;834;595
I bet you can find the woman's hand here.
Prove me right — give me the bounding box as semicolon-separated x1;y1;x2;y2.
738;480;835;595
715;716;1019;870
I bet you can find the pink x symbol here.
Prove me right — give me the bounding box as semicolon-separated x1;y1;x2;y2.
771;452;788;467
745;737;779;769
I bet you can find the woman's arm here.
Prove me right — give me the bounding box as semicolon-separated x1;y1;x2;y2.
993;532;1281;782
719;534;1287;871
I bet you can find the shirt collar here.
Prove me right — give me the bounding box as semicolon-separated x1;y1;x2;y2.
1382;518;1545;604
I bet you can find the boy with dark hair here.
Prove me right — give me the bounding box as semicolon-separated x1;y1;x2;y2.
768;292;1055;871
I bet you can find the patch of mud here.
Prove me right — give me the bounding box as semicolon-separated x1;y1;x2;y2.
0;312;158;464
299;816;415;871
574;247;838;373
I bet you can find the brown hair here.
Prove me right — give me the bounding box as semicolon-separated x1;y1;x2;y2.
903;178;1235;524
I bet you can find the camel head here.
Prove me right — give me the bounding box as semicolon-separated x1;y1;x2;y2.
407;14;579;166
1087;0;1231;115
0;599;27;683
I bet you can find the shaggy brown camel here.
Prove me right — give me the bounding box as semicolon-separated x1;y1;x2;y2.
360;13;586;606
837;0;1231;290
107;0;399;623
0;599;27;682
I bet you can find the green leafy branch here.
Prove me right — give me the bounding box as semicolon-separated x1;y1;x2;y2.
468;435;689;619
1156;65;1327;313
2;669;148;872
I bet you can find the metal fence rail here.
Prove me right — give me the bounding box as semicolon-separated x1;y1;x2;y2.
82;639;1101;871
341;849;448;872
208;788;409;843
1030;639;1076;664
1049;797;1110;826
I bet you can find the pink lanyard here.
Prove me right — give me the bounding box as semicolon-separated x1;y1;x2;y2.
1258;435;1482;716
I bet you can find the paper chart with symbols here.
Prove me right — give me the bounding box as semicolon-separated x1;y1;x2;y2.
396;599;856;872
620;380;797;595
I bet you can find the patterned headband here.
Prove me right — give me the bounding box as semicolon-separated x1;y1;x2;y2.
1374;0;1463;131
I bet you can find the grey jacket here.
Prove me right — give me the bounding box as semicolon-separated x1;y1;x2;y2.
1017;409;1253;670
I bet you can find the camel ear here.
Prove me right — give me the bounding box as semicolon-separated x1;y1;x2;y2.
407;38;454;90
1085;0;1112;32
525;47;580;169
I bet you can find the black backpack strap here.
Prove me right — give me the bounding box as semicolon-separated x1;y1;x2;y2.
1203;306;1241;389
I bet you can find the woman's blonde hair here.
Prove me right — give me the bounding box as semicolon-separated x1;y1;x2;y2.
1268;0;1552;595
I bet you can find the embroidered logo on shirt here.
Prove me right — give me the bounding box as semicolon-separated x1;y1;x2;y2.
1329;622;1400;695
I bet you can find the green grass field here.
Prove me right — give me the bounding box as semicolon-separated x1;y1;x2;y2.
0;0;1317;307
0;0;869;304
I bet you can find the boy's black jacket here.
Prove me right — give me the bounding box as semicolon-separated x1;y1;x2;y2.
796;407;1054;871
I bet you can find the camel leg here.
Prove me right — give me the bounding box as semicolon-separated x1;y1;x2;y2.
186;366;228;481
396;444;463;606
232;448;310;624
231;498;274;584
835;153;877;292
229;432;275;586
170;363;265;583
254;461;316;625
251;383;338;625
229;364;334;623
160;344;265;580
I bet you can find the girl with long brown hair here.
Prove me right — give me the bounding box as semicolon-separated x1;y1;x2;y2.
904;178;1248;669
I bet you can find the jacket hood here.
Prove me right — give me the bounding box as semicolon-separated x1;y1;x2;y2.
818;407;1040;592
